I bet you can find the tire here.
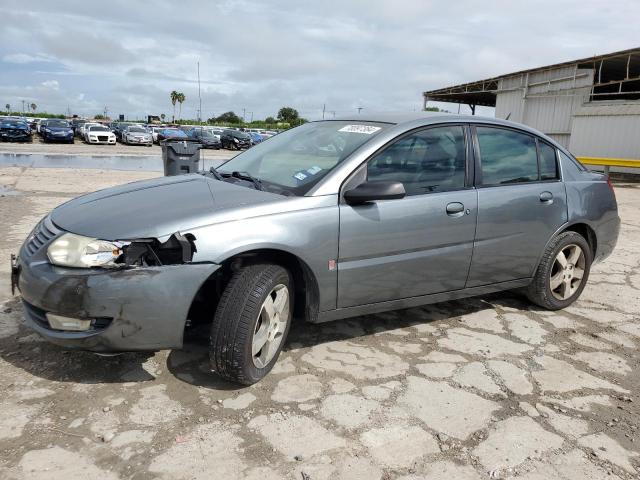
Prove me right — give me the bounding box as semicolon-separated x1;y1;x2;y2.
210;263;293;385
526;231;592;310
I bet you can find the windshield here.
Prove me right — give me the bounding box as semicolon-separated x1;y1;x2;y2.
89;126;109;132
129;127;146;133
1;121;27;128
217;120;390;195
47;120;70;128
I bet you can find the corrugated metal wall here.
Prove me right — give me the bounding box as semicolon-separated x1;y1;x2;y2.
569;103;640;159
495;66;593;148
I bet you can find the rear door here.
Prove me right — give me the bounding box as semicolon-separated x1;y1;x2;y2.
466;125;567;287
338;124;478;308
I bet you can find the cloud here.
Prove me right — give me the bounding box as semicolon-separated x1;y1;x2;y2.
0;0;638;119
2;53;54;64
41;80;59;90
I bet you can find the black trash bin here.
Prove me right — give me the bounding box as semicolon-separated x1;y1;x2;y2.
161;140;202;176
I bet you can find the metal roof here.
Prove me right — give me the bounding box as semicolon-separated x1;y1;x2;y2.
423;47;640;107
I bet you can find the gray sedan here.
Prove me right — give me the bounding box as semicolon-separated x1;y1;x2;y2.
13;113;620;384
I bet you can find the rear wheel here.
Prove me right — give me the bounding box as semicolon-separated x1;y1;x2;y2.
526;231;591;310
209;263;292;385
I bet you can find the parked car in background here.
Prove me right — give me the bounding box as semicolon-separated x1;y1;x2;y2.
221;129;251;149
12;113;621;386
0;118;32;142
40;119;74;143
151;126;168;144
71;119;86;137
112;122;135;141
156;128;188;142
84;125;116;145
248;131;263;145
187;128;221;149
122;125;153;146
79;122;101;140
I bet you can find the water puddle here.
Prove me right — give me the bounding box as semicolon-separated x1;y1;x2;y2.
0;153;225;172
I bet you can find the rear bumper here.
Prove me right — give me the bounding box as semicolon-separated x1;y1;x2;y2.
17;253;220;352
593;213;620;263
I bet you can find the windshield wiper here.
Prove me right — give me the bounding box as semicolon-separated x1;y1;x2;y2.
227;171;264;191
208;166;223;180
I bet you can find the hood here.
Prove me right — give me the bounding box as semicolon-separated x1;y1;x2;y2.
50;174;283;240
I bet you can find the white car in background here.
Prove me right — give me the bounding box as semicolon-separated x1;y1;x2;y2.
79;122;101;139
151;126;167;144
204;128;222;142
122;125;153;146
84;125;116;144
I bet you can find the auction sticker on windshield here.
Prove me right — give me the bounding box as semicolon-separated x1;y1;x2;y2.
338;125;382;134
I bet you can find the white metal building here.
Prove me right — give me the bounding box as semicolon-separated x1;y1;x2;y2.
423;47;640;161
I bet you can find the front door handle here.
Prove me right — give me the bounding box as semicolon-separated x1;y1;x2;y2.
446;202;465;217
539;191;554;204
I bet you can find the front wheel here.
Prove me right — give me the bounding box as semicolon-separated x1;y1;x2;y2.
210;263;293;385
526;231;592;310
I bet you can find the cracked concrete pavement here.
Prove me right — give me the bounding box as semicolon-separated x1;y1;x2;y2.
0;164;639;479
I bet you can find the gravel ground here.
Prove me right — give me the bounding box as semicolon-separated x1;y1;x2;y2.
0;163;639;479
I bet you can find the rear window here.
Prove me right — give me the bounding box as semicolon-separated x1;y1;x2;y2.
477;127;538;185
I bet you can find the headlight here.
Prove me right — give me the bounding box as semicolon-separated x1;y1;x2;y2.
47;233;126;268
233;138;239;143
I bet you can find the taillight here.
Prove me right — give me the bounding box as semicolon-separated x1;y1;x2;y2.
606;176;616;198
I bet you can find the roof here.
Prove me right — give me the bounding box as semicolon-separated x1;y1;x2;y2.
423;47;640;107
328;111;552;138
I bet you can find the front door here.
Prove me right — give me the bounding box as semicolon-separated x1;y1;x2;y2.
337;124;477;308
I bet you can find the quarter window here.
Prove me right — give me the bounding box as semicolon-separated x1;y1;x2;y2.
477;127;538;185
367;126;466;195
538;141;559;180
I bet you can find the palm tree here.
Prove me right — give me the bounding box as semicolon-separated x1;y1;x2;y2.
5;104;10;114
170;90;179;122
30;103;37;113
177;92;185;120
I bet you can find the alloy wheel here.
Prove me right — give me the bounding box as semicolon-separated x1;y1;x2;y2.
252;284;290;368
549;244;586;300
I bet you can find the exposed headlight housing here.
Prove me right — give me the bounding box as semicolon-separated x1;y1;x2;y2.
47;233;127;268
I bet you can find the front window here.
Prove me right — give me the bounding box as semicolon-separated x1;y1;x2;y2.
89;126;109;132
128;127;146;133
367;125;467;195
217;120;390;195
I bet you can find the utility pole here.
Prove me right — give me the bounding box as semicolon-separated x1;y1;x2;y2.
21;100;25;114
104;106;108;119
197;61;202;122
322;103;326;120
242;108;246;123
357;106;363;114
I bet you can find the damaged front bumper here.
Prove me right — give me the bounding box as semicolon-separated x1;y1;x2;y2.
16;251;220;352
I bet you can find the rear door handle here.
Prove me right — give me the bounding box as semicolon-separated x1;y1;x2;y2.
446;202;465;216
539;191;554;203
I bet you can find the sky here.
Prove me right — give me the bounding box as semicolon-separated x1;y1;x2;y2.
0;0;638;121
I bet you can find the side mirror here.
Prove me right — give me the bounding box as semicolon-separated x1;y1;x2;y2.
344;181;406;205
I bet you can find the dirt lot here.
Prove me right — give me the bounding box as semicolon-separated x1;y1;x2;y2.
0;162;639;479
